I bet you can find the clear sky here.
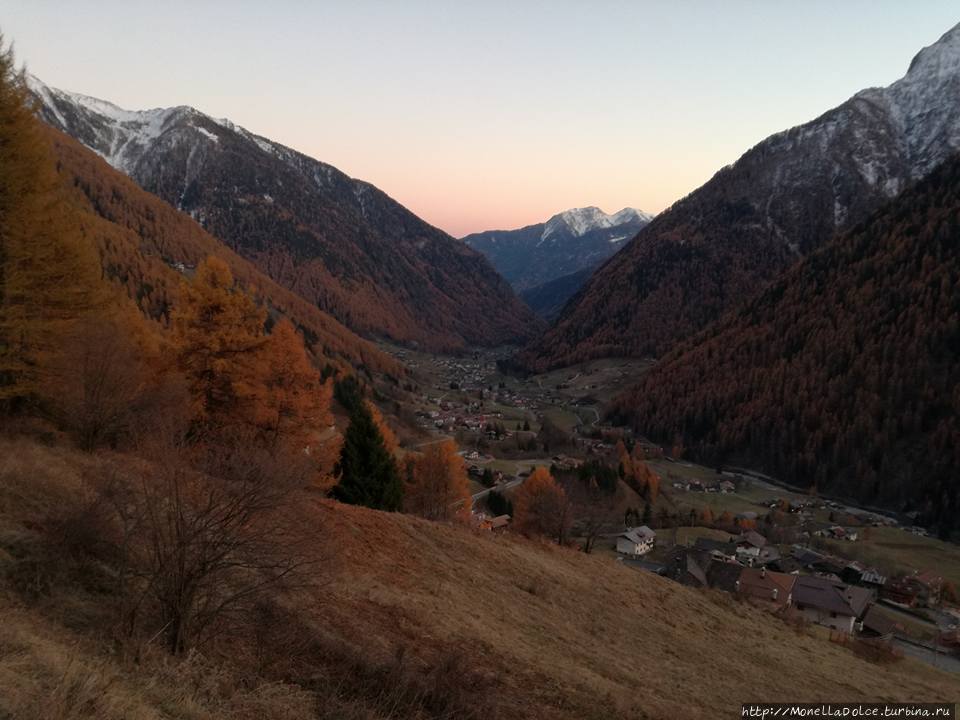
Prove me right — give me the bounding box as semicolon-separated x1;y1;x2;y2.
4;1;959;236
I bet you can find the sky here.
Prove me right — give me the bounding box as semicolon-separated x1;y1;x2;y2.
4;1;959;237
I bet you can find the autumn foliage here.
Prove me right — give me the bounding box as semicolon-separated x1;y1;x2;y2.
512;467;570;544
404;439;472;522
0;50;102;404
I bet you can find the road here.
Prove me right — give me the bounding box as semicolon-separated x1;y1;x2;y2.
471;476;525;502
894;637;960;673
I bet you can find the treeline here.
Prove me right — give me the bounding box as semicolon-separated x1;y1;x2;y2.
609;154;960;536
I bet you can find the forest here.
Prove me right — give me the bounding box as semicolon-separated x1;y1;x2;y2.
609;155;960;535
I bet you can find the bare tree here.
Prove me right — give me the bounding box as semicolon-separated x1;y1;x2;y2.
98;431;325;656
567;478;625;553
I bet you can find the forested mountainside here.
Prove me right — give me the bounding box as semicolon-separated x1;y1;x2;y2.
609;153;960;535
514;23;960;372
48;125;401;378
463;207;651;293
519;266;596;320
31;77;540;351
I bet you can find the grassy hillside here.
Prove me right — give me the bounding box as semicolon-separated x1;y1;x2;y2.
0;436;956;720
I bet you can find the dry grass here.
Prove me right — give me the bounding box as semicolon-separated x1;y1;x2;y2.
0;436;958;720
309;500;960;719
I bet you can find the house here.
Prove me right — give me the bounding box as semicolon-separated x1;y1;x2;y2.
841;562;887;589
719;480;736;493
736;567;796;610
693;538;737;562
736;545;761;567
771;556;804;575
859;606;899;639
884;571;944;607
706;560;743;593
791;576;873;633
738;530;767;549
669;548;709;588
616;526;656;556
488;515;510;532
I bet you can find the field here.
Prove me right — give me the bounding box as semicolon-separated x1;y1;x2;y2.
821;528;960;589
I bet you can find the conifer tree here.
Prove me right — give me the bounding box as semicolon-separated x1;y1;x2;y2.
404;439;471;522
171;256;265;426
243;318;333;451
332;402;402;511
0;40;102;404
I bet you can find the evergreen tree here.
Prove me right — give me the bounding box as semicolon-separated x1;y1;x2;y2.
481;467;495;488
334;375;364;414
487;489;513;517
333;402;402;511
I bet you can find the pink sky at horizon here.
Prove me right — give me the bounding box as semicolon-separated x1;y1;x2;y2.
5;1;959;237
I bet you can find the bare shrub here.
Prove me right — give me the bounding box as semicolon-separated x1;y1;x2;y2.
90;431;325;657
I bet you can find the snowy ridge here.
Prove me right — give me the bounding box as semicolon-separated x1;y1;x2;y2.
539;206;652;244
25;74;282;174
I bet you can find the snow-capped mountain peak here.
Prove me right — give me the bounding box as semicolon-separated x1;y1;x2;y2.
540;206;650;243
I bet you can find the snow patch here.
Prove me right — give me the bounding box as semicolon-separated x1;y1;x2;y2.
196;127;219;143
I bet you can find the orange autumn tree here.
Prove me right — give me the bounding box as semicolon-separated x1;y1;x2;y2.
244;318;333;451
615;439;633;480
366;400;399;457
171;257;266;428
404;439;471;522
512;466;570;544
0;46;102;404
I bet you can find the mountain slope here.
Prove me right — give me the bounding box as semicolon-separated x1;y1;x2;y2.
519;266;596;320
609;152;960;534
515;23;960;371
46;125;402;377
463;207;651;293
30;77;540;352
2;437;956;720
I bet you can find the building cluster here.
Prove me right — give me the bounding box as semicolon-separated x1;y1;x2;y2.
617;525;954;647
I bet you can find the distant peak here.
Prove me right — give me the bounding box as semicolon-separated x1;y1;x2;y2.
539;206;650;244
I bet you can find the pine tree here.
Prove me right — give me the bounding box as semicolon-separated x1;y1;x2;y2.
332;402;402;511
0;40;102;404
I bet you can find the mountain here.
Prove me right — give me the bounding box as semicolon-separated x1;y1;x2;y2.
514;23;960;371
29;77;540;352
519;266;596;320
609;152;960;535
45;124;402;378
462;206;652;294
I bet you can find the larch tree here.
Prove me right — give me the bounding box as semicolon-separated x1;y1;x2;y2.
243;318;333;451
171;256;266;427
332;401;403;511
0;40;102;405
512;466;570;544
404;439;471;522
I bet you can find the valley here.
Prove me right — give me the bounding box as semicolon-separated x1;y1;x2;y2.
366;341;960;676
3;8;960;718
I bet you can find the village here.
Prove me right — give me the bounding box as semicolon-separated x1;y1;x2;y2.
381;345;960;672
